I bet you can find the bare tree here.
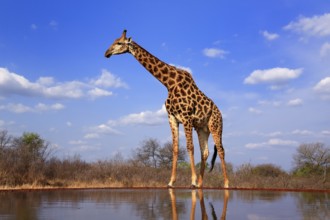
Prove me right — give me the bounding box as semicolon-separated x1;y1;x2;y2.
133;138;186;169
293;143;330;181
134;138;161;168
157;141;186;169
0;130;12;183
0;129;12;150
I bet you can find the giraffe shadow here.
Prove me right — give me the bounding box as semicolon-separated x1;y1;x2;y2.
169;189;229;220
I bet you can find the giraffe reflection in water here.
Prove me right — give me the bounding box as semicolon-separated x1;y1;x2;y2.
169;189;229;220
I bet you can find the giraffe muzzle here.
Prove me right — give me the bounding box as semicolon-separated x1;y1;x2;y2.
105;50;112;58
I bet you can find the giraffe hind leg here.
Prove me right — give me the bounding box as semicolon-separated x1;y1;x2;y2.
209;107;229;188
196;128;210;187
216;143;229;188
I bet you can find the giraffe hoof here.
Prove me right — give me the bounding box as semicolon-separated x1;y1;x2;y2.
190;184;199;189
167;184;174;188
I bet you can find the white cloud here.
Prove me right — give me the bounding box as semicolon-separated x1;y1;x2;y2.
314;77;330;99
261;30;279;41
250;131;283;137
314;77;330;92
320;42;330;57
244;67;302;86
258;100;281;107
287;98;303;107
31;24;37;30
0;67;123;99
0;102;65;113
37;77;54;86
87;88;113;99
49;20;58;30
0;103;32;113
292;129;313;136
268;131;283;137
118;105;167;126
0;120;14;128
203;48;227;58
170;64;192;74
90;124;122;135
44;81;87;98
284;13;330;37
51;103;65;110
84;133;100;139
248;107;262;115
35;103;65;111
245;138;298;149
90;69;128;88
85;105;168;138
322;130;330;136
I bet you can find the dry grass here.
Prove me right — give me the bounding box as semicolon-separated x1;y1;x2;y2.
1;164;329;191
1;152;329;191
2;131;328;191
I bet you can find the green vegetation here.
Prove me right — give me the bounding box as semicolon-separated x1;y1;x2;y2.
0;129;329;190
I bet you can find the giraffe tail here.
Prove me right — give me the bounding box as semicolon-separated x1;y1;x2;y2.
209;145;217;172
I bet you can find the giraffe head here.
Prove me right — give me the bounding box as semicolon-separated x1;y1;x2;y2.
105;30;132;58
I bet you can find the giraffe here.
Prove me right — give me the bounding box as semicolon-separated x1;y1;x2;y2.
105;30;229;188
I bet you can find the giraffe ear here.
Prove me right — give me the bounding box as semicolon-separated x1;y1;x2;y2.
127;37;132;43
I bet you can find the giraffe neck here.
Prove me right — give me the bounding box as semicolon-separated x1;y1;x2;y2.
129;41;175;89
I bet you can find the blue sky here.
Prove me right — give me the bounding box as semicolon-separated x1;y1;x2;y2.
1;0;330;170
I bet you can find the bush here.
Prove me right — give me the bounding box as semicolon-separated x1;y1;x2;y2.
292;143;330;181
252;164;287;177
0;130;52;185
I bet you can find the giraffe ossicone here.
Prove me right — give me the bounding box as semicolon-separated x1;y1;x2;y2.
105;30;229;188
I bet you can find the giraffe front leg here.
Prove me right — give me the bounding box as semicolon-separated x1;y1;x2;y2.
184;123;198;188
168;115;179;188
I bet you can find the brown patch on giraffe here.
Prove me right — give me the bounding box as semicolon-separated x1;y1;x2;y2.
168;79;175;87
181;89;186;96
149;58;155;65
177;75;183;82
158;62;165;68
162;67;169;74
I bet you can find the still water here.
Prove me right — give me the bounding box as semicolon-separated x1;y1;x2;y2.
0;189;329;220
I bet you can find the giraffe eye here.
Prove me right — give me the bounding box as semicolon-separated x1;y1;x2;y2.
117;42;123;45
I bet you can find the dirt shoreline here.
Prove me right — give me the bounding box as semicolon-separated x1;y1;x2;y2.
1;186;329;193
